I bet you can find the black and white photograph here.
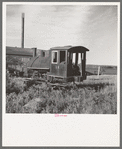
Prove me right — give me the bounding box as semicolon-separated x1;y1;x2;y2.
2;2;120;146
5;3;119;114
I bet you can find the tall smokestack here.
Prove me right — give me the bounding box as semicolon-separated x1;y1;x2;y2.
21;13;24;48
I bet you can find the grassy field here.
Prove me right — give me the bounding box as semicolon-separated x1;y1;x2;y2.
86;64;117;75
6;73;117;114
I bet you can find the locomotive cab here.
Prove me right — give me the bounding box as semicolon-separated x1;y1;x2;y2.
49;46;89;82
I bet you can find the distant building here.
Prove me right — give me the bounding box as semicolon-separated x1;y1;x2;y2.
6;46;45;72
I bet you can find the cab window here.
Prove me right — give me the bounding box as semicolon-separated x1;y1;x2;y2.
52;51;58;63
60;51;66;63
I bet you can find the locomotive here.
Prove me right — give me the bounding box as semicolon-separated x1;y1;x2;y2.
25;46;89;83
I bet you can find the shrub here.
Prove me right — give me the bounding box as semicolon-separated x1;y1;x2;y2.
6;76;26;94
6;92;20;113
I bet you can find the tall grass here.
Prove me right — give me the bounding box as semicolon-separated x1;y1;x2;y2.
6;73;117;114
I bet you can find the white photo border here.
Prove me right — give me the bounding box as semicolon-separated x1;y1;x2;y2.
2;2;120;147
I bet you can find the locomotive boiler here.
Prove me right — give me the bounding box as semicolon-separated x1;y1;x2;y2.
26;46;89;83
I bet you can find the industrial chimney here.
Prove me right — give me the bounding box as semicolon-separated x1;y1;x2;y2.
21;13;25;48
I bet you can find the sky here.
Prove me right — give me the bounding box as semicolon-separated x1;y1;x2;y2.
6;4;118;65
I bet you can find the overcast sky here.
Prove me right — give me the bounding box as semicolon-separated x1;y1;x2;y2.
6;4;118;65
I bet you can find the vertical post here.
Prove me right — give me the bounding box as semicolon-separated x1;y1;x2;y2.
82;53;84;77
84;52;86;76
82;52;86;78
21;13;25;62
75;53;78;66
71;52;73;63
21;13;24;48
98;66;100;77
80;53;82;76
67;52;72;77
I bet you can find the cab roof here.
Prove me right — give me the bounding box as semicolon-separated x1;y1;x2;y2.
50;46;89;53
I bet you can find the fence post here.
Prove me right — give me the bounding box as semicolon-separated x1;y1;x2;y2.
98;66;100;77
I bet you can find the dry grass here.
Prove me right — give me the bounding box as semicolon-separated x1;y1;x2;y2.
6;74;117;114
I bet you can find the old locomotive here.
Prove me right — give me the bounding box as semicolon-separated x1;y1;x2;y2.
26;46;89;83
